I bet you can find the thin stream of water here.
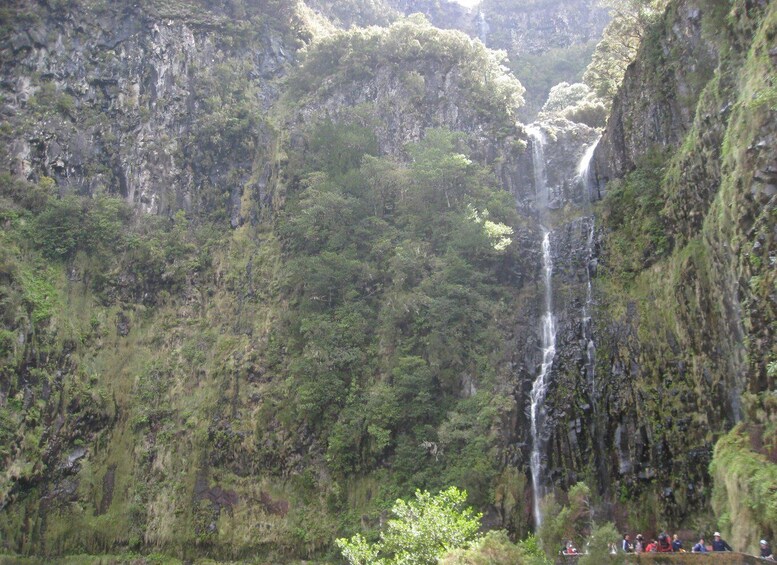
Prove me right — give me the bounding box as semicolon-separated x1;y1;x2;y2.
526;126;556;528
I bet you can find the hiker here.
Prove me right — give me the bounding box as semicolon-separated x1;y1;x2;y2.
657;533;673;552
672;534;684;552
711;532;732;552
565;541;579;555
691;538;707;553
760;540;774;560
622;534;634;553
645;539;658;552
634;534;644;553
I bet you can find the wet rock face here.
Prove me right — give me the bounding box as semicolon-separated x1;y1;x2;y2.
0;3;293;217
525;118;601;210
570;0;776;529
508;113;603;499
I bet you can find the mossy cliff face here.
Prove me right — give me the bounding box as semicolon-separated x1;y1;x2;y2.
555;0;777;538
593;0;719;186
0;0;774;560
0;2;540;560
0;1;303;560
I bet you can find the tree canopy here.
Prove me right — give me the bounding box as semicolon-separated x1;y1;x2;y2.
584;0;669;99
336;487;483;565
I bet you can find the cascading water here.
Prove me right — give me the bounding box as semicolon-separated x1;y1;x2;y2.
527;126;556;527
583;221;596;392
477;10;489;46
576;135;611;489
529;229;556;528
576;137;600;202
576;137;601;394
527;126;548;209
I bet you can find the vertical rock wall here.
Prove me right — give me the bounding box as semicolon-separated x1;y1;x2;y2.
0;2;294;219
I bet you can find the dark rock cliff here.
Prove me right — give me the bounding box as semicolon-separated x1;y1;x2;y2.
593;1;718;187
480;0;609;56
0;1;298;219
544;0;777;535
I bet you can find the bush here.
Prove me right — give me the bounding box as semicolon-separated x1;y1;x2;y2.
336;487;483;565
578;522;624;565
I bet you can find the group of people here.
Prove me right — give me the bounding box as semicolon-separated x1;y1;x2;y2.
620;531;775;559
690;532;732;553
621;532;683;553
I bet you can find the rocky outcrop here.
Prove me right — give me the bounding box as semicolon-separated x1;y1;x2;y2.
592;1;718;186
480;0;609;56
0;2;295;219
286;17;535;208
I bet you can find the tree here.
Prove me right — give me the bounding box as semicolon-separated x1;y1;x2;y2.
584;0;669;99
578;522;624;565
537;482;593;558
539;82;608;128
408;128;472;211
336;487;483;565
441;530;551;565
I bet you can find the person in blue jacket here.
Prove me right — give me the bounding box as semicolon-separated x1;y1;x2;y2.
671;534;683;552
711;532;732;552
691;537;707;553
622;534;634;553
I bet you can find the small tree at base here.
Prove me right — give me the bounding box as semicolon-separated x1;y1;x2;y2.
336;486;483;565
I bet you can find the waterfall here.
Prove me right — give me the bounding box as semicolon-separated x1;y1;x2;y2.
578;138;608;490
477;10;489;46
530;229;556;527
527;126;547;209
583;221;596;394
576;136;600;201
577;137;600;393
527;125;556;527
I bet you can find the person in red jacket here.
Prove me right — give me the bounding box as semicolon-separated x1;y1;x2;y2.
657;533;673;552
645;539;658;552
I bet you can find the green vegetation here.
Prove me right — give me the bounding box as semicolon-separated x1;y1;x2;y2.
1;0;775;560
584;0;669;100
510;41;600;119
599;149;672;278
336;487;482;565
0;1;536;557
579;523;624;565
539;82;608;127
442;531;550;565
711;396;777;555
265;123;524;517
0;171;237;558
289;15;525;136
325;481;611;565
538;482;593;559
